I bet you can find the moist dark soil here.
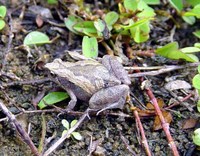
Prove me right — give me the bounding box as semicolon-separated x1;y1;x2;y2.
0;1;200;156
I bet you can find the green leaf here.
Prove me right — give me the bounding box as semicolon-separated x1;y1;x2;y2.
47;0;58;4
0;19;5;30
143;0;160;5
197;100;200;112
182;16;196;25
193;128;200;146
184;4;200;18
121;18;152;30
195;43;200;48
186;0;200;7
193;30;200;39
62;130;70;138
38;92;69;109
0;6;7;18
193;74;200;90
137;7;156;18
169;0;183;12
180;47;200;53
64;15;83;34
198;65;200;73
62;119;70;130
130;21;150;43
23;31;51;46
70;120;78;127
94;19;105;32
73;21;97;36
155;42;197;62
185;54;199;62
82;36;98;58
124;0;138;12
104;11;119;26
72;132;83;140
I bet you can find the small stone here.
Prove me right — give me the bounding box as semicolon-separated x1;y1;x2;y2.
93;146;106;156
155;145;160;152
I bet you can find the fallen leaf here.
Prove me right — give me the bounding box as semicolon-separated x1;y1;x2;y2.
182;118;197;129
153;111;173;131
146;98;164;110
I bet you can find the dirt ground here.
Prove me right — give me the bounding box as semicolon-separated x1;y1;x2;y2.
0;1;200;156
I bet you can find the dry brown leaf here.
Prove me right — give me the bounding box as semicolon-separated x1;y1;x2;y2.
146;98;164;110
153;111;173;131
182;118;197;129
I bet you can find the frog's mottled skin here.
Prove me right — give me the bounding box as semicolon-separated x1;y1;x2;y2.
45;55;131;111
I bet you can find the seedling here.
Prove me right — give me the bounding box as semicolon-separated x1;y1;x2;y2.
61;119;83;141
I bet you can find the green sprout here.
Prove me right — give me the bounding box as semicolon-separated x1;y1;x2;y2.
62;119;83;141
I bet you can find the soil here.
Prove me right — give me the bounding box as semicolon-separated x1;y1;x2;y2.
0;1;200;156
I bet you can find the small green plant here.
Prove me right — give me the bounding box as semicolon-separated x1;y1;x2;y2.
61;119;82;141
65;0;156;43
169;0;200;25
0;5;7;30
38;92;69;109
155;42;200;62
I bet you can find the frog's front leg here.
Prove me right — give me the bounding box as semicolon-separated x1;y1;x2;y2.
89;85;129;112
56;77;77;111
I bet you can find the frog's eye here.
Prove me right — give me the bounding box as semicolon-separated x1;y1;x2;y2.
104;81;110;88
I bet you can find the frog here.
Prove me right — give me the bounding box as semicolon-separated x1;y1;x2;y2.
45;55;131;112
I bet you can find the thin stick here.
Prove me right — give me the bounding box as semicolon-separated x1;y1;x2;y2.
133;109;152;156
145;88;180;156
128;63;200;78
0;100;39;156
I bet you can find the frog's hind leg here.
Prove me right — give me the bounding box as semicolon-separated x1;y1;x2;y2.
89;84;129;114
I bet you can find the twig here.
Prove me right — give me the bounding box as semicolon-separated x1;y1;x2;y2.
43;109;89;156
128;63;200;78
1;11;14;71
0;100;39;156
145;85;180;156
165;93;193;109
5;77;52;87
38;113;46;154
132;108;152;156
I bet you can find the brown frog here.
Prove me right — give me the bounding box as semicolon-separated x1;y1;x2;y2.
45;55;131;112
